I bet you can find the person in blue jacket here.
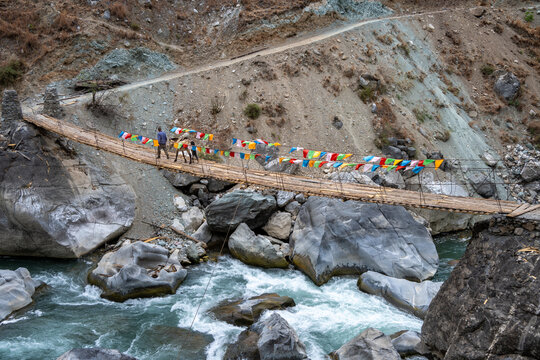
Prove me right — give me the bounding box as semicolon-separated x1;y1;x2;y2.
156;126;169;159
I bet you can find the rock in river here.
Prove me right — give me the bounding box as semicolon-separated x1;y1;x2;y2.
211;293;295;326
291;197;438;285
358;271;442;319
88;241;187;302
57;348;137;360
0;267;43;321
229;223;289;268
224;313;308;360
329;327;400;360
0;121;135;258
205;190;277;232
422;217;540;359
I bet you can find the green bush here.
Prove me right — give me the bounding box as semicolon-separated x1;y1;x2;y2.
130;23;140;31
0;60;25;87
481;64;495;76
244;103;261;120
524;11;534;23
358;86;375;103
413;108;433;123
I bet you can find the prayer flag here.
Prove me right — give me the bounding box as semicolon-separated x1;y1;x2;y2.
309;160;315;167
266;156;271;162
333;162;343;168
240;153;245;159
363;164;373;172
388;165;397;171
230;152;235;158
355;163;364;170
248;142;256;150
337;154;345;161
393;159;402;166
370;157;381;163
372;165;380;172
153;140;159;147
313;151;321;159
318;161;327;168
203;134;210;140
435;159;444;169
320;152;327;159
307;150;315;159
385;158;394;165
142;137;150;144
343;154;352;160
122;132;131;139
302;160;309;167
214;149;219;154
250;154;256;160
330;153;338;161
118;131;125;138
401;160;411;166
196;147;201;152
170;127;178;133
232;138;237;145
364;156;374;162
424;159;435;166
397;165;406;171
289;148;296;153
303;149;309;158
418;160;424;167
174;143;179;149
137;136;142;141
220;151;224;155
410;160;419;167
206;148;210;154
412;166;424;174
379;158;387;166
209;134;213;141
224;151;229;157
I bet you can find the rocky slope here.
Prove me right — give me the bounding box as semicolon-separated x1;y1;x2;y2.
422;217;540;359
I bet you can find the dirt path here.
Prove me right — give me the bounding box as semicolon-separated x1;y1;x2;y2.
63;7;461;107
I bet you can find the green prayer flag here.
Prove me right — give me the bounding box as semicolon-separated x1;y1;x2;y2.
424;159;435;165
203;134;209;140
314;161;322;167
250;154;256;160
337;154;345;161
307;150;315;159
385;158;394;165
224;151;230;157
388;165;397;171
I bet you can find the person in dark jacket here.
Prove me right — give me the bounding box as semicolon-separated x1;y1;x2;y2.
156;127;169;159
190;141;199;164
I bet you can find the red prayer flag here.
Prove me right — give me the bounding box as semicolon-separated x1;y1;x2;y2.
379;158;387;166
330;153;338;161
303;149;309;158
418;160;424;167
319;161;328;168
355;163;363;170
206;148;210;154
230;152;235;158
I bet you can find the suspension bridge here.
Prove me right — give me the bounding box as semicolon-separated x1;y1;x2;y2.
22;112;540;219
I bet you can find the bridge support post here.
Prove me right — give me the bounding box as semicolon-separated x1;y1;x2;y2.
1;90;23;130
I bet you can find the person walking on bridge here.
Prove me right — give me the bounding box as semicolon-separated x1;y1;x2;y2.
156;126;169;159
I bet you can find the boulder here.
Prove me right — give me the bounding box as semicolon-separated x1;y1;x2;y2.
228;223;289;268
291;197;438;285
173;195;189;212
390;330;428;357
284;201;301;217
253;313;308;360
0;122;135;258
181;206;205;233
206;178;234;193
137;325;212;359
205;190;277;232
0;268;43;321
162;170;200;188
327;171;378;186
422;217;540;359
276;191;295;208
192;221;212;244
210;293;295;326
88;241;187;302
329;327;400;360
262;212;292;240
357;271;442;319
467;171;496;198
520;160;540;183
494;72;520;101
224;313;308;360
372;171;405;189
57;348;136;360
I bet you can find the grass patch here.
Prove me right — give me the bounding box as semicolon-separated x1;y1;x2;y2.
413;108;433;123
244;103;261;120
130;23;140;31
481;64;495;76
211;96;225;116
0;60;25;87
524;11;534;23
358;86;375;103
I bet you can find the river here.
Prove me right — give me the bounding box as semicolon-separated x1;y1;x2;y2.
0;233;468;360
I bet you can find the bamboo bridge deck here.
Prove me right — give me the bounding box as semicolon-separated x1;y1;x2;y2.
22;112;540;218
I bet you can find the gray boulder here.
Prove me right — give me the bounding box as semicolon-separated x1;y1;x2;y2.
422;217;540;359
0;122;135;258
205;190;277;232
88;241;187;302
206;178;234;192
372;171;406;189
57;348;136;360
262;212;292;240
291;197;438;285
467;171;496;198
276;191;295;208
284;201;301;217
327;171;378;186
228;223;289;268
0;268;43;321
329;327;400;360
357;271;442;319
494;72;520;101
390;330;428;357
162;170;200;188
210;293;295;326
172;206;205;234
253;313;308;360
192;221;212;244
520;160;540;183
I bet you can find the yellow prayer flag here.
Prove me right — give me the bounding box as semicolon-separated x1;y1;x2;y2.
279;157;284;163
209;134;214;141
248;142;256;150
196;147;201;152
313;151;321;158
393;159;402;166
435;159;444;169
343;154;352;160
339;163;348;169
174;143;179;149
153;140;158;147
220;151;224;155
308;160;315;167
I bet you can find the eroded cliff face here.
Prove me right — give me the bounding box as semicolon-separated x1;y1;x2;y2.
0;120;135;258
421;217;540;360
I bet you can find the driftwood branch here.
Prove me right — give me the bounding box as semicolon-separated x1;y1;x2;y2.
169;226;208;249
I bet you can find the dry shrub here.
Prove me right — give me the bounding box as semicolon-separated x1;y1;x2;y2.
372;98;413;148
0;10;41;53
54;11;77;32
110;2;128;20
